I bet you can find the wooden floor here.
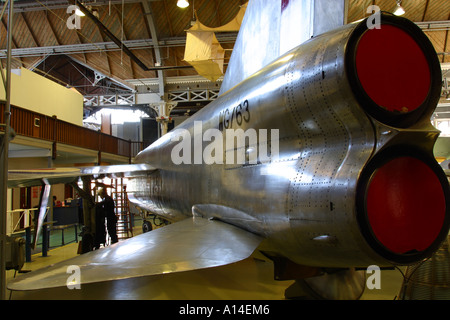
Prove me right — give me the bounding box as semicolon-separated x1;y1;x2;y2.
5;239;406;300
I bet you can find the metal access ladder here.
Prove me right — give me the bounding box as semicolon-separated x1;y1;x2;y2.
111;178;133;240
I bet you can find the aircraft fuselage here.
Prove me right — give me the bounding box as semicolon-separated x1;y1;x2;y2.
131;15;450;269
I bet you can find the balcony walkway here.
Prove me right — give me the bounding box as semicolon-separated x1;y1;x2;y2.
0;103;143;166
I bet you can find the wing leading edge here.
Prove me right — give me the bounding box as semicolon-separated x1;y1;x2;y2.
7;163;156;249
7;163;155;188
7;217;262;291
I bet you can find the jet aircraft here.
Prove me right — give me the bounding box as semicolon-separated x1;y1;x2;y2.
5;12;450;300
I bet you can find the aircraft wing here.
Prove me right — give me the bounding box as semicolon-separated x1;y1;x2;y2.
7;217;262;291
7;163;155;188
7;163;156;249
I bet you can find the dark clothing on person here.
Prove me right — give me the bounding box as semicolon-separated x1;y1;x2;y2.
99;194;118;244
93;193;118;248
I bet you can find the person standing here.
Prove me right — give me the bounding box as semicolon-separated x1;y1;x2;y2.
97;187;118;245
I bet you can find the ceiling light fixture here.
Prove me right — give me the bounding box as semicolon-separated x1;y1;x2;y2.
177;0;189;8
75;8;85;17
393;0;405;16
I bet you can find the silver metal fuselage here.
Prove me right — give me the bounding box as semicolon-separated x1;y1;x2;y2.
131;17;449;269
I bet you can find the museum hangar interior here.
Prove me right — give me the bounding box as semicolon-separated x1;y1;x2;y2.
0;0;450;300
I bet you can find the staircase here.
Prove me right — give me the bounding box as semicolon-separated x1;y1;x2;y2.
111;178;134;240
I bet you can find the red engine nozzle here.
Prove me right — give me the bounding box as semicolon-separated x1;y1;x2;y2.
357;147;450;264
346;14;442;128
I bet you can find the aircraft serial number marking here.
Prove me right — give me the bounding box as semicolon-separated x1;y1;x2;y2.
219;100;250;130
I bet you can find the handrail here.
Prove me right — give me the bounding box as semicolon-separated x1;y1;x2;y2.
0;103;143;161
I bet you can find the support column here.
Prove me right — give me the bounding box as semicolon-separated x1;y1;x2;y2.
0;0;14;300
150;102;178;136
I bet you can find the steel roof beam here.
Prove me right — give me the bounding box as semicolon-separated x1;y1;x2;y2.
0;33;238;58
73;0;150;72
0;0;161;13
141;0;165;99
